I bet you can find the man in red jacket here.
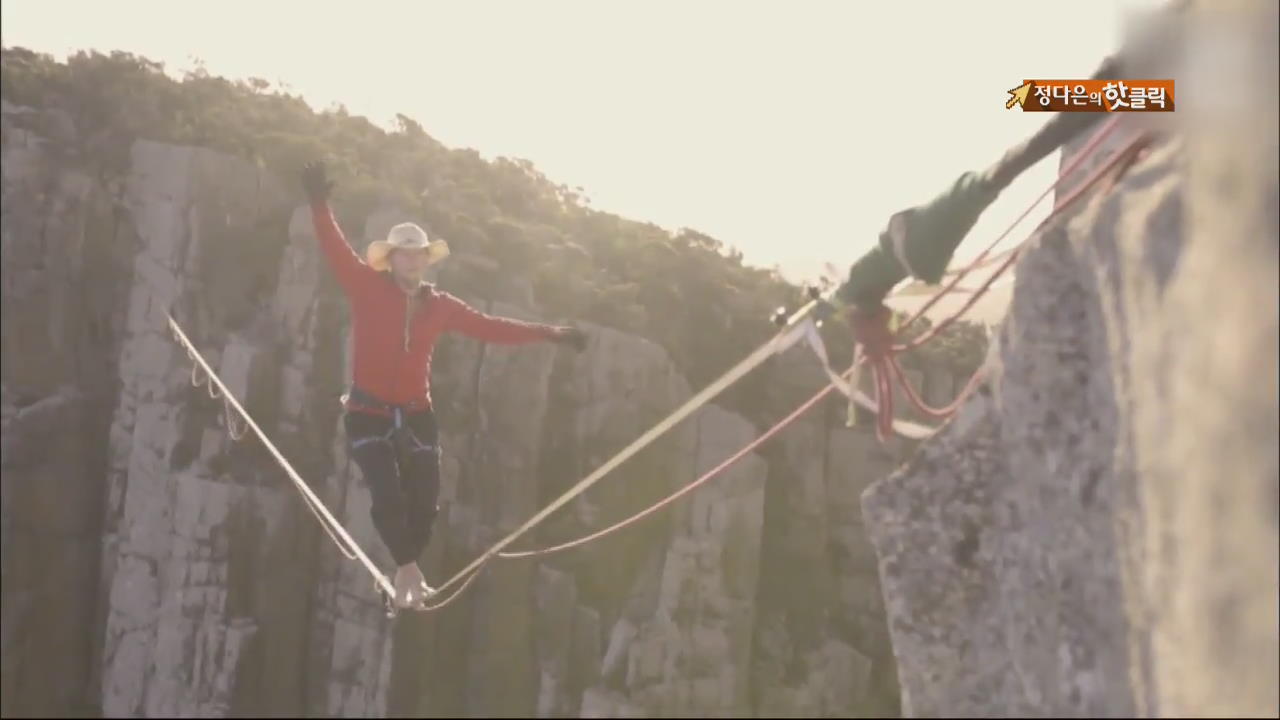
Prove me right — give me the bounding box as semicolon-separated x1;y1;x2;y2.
301;161;586;610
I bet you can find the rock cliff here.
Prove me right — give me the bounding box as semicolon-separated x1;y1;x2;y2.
863;1;1278;716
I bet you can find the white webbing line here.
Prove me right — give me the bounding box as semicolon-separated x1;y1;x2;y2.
167;313;397;599
426;296;826;596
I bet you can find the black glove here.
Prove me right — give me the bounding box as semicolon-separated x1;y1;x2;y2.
301;160;334;203
550;326;588;353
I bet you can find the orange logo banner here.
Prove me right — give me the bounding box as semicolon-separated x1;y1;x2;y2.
1006;79;1175;112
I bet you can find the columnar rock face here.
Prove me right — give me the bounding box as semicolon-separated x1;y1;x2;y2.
863;2;1278;717
0;97;924;717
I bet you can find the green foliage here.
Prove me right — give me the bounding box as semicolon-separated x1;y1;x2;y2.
0;46;991;422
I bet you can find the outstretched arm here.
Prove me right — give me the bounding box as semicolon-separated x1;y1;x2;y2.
302;161;378;297
440;293;587;350
310;201;378;296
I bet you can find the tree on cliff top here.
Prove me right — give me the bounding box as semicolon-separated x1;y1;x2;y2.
0;46;988;423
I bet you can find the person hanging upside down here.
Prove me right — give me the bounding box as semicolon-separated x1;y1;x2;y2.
300;160;587;610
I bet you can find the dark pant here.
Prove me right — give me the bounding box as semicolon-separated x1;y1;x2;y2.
343;407;442;567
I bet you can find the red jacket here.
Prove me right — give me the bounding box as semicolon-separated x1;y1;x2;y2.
311;201;559;412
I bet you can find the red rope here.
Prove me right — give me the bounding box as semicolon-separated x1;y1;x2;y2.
839;119;1131;443
853;128;1156;440
897;129;1155;354
887;355;988;420
897;114;1126;335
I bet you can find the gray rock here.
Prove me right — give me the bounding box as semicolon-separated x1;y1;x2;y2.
864;4;1277;717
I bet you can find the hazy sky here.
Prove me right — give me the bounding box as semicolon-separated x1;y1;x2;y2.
2;0;1163;282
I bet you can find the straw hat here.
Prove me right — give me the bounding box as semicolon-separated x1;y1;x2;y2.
366;222;450;272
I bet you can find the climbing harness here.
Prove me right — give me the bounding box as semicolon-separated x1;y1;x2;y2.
166;112;1152;617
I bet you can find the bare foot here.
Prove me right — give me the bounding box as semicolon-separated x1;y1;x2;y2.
394;563;438;609
393;564;422;609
